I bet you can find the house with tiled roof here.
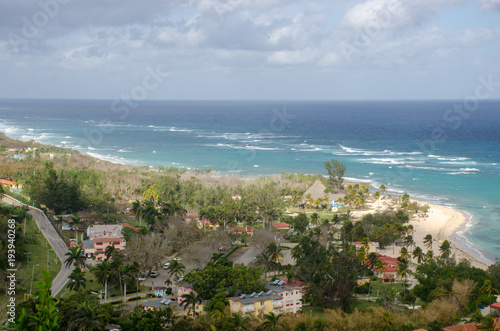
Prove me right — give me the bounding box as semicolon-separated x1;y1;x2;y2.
442;318;500;331
84;224;126;260
228;291;283;317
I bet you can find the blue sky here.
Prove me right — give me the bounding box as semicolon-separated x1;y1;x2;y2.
1;0;499;100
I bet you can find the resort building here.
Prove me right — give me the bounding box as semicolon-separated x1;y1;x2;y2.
302;180;344;208
228;291;283;317
353;241;379;253
83;224;126;260
266;280;303;314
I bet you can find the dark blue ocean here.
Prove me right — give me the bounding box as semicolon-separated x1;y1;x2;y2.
1;99;499;262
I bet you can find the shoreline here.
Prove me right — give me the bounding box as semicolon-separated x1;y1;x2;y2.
0;130;494;268
369;200;491;269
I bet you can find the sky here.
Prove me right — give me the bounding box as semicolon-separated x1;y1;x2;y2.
1;0;500;100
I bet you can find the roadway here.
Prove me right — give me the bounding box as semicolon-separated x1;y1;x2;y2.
1;195;72;295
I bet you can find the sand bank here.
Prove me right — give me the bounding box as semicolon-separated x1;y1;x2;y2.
360;200;490;270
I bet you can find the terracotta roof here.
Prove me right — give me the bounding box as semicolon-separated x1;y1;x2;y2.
442;318;500;331
0;180;15;186
491;302;500;311
122;223;140;232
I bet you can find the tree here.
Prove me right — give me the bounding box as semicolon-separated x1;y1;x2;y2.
180;291;202;320
15;270;59;330
104;244;116;261
312;319;330;331
122;262;140;302
439;240;452;259
324;159;346;191
423;234;433;250
64;246;85;269
412;246;425;264
261;312;285;331
68;302;106;331
167;260;186;280
396;262;411;294
222;312;249;331
94;260;112;302
68;267;87;292
480;280;499;314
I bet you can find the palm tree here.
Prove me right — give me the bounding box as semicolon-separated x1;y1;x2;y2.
412;246;424;264
261;312;285;331
68;302;105;331
480;280;499;314
64;246;85;269
379;184;386;196
132;199;143;226
396;262;411;294
222;312;249;331
94;260;112;302
67;267;86;292
425;250;434;262
439;240;452;258
399;247;410;263
167;260;186;280
180;291;202;320
374;259;387;295
121;262;139;302
104;244;116;261
423;234;433;250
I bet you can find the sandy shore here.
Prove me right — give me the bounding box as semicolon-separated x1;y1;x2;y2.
356;200;490;270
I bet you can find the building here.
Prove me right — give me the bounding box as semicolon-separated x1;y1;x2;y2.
372;255;399;282
442;318;500;331
84;224;126;260
266;280;303;314
154;287;170;297
302;180;344;206
176;284;196;304
272;222;290;230
228;291;284;317
231;226;253;235
353;241;379;253
141;298;181;313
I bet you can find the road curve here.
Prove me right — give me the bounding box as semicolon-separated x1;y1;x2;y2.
1;196;73;295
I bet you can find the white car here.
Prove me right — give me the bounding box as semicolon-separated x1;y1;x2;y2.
163;262;170;269
173;257;182;261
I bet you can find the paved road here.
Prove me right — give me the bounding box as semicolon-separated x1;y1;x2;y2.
2;196;72;295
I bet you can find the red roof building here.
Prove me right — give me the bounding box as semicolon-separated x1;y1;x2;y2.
0;179;15;186
231;226;253;235
442;318;500;331
272;222;290;229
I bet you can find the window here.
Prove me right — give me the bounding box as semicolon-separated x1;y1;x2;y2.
261;301;264;307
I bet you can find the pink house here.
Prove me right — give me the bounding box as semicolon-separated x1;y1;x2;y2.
176;284;196;304
84;224;126;260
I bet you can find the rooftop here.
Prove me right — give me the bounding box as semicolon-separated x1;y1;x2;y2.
228;292;283;305
87;224;124;240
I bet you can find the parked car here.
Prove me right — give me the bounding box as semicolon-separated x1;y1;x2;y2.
163;262;170;269
150;271;159;278
138;272;147;281
173;257;182;261
218;246;227;252
173;276;184;282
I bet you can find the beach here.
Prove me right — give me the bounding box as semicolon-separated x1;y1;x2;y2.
361;200;490;269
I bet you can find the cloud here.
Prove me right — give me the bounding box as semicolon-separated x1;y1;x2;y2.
478;0;500;11
341;0;466;31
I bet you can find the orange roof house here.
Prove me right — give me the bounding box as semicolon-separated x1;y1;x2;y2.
272;222;290;230
0;180;15;186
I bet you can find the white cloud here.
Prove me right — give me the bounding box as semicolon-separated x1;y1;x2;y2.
478;0;500;11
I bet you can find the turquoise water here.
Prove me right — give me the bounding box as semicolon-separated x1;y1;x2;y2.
1;99;499;262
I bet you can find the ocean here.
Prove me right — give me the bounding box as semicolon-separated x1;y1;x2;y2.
0;99;499;263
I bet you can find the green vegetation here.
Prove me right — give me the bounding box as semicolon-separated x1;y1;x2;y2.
3;138;500;330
